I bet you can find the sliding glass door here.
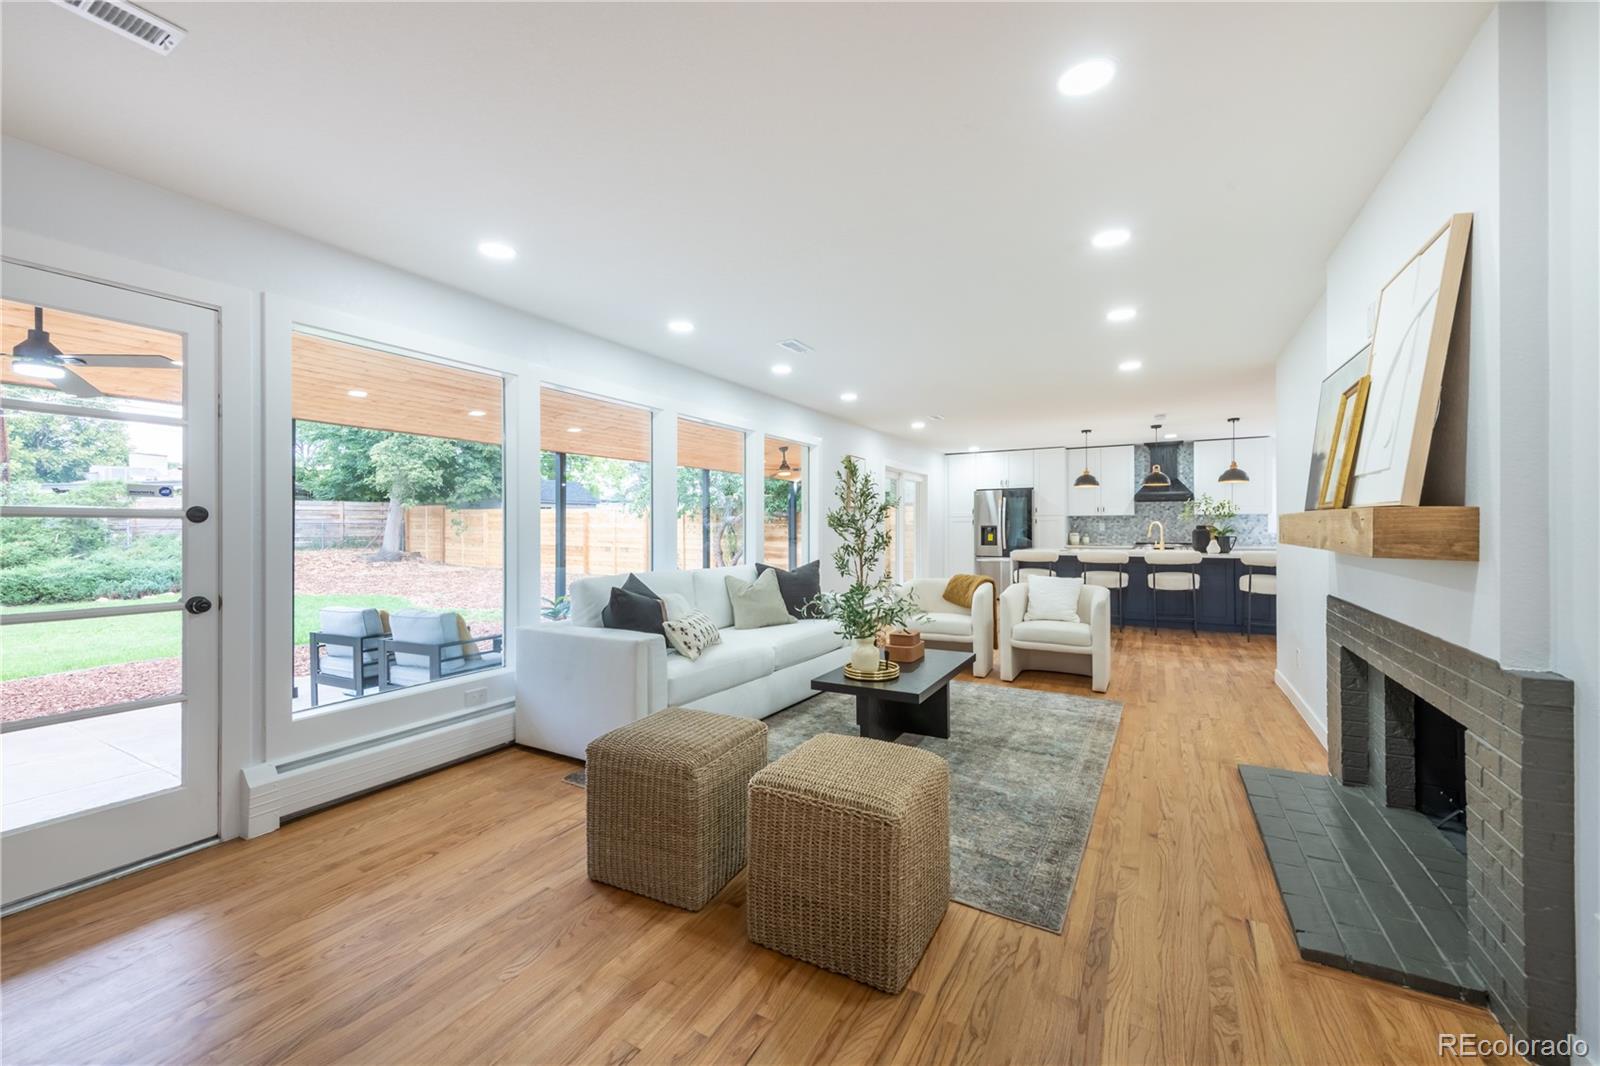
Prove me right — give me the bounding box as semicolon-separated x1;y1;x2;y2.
0;263;219;907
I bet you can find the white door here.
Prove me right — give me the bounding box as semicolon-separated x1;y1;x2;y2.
1;263;219;907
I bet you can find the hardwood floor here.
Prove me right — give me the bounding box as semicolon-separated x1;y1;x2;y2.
1;629;1520;1065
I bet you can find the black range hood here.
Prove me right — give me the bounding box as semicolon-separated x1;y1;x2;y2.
1134;441;1194;503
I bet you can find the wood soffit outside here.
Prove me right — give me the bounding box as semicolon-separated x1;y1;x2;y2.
294;333;503;445
2;299;183;405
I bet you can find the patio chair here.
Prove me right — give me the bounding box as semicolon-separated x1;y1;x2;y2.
378;610;504;689
308;607;389;706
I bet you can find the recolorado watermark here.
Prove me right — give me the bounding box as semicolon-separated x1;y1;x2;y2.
1438;1032;1588;1059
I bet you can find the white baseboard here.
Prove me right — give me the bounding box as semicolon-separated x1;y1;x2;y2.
1275;668;1327;748
241;704;513;837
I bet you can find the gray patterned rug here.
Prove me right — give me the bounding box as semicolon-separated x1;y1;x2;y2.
565;681;1123;932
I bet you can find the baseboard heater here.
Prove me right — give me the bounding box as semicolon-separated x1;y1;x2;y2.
242;703;514;837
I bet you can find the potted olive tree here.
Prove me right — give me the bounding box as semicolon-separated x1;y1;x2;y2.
811;456;923;673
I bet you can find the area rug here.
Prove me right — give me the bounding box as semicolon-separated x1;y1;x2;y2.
564;681;1123;932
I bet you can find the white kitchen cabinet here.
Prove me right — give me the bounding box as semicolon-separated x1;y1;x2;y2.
1193;437;1273;514
946;453;976;517
1065;445;1136;516
973;451;1006;490
1004;450;1035;489
1032;514;1067;552
947;516;973;575
1032;447;1068;515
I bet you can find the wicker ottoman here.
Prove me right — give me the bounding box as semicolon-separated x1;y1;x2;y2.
586;707;767;911
746;734;950;993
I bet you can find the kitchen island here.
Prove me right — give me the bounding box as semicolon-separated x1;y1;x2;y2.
1026;545;1277;634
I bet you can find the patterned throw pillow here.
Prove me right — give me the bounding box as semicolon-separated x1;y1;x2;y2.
662;610;722;661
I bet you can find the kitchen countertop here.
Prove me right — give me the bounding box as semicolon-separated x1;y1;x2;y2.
1036;545;1278;558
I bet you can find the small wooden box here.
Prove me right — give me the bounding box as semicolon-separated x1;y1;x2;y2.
879;629;925;663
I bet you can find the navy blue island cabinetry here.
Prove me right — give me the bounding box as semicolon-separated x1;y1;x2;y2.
1049;551;1276;635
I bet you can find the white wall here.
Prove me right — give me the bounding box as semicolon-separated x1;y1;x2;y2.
1544;1;1600;1056
1275;4;1599;1053
1;137;945;764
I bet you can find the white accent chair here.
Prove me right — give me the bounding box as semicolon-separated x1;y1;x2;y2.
901;578;994;678
1237;550;1277;640
1145;549;1202;634
998;577;1111;691
1078;549;1131;629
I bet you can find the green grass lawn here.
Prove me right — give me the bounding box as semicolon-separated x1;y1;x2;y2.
1;594;502;681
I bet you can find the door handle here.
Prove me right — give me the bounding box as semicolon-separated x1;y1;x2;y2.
185;596;213;615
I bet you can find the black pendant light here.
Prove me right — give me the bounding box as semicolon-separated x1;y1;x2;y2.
1073;429;1100;488
775;445;794;479
1141;424;1172;489
1219;416;1250;483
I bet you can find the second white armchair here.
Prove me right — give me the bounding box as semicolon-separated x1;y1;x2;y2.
999;578;1111;692
901;578;994;678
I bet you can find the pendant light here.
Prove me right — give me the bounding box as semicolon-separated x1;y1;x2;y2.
1219;416;1250;483
775;445;794;479
1073;429;1100;488
1141;424;1172;489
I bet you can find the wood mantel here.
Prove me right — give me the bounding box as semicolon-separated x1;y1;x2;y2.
1278;506;1479;561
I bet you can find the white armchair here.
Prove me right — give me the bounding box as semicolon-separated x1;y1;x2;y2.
998;579;1111;691
901;578;994;678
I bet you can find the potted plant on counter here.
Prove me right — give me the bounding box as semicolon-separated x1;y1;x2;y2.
811;456;924;674
1182;493;1242;553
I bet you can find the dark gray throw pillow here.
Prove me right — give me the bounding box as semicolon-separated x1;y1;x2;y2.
755;559;822;618
601;574;666;640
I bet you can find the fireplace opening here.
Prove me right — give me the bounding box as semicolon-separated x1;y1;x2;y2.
1414;697;1467;851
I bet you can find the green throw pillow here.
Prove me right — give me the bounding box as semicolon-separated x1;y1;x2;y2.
725;569;798;630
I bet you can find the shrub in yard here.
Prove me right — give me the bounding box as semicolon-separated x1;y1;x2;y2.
0;535;182;606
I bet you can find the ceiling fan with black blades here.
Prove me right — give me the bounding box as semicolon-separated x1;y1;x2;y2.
7;306;178;398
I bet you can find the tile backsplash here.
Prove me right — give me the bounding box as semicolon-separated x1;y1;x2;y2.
1066;443;1277;548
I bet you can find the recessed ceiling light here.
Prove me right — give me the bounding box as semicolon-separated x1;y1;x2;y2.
346;389;368;398
911;420;927;430
839;391;858;402
1091;227;1131;249
667;319;695;335
477;240;516;261
1106;305;1138;323
1118;358;1143;371
771;363;793;376
1057;57;1117;97
467;409;487;417
567;426;582;433
967;445;980;452
1164;432;1178;440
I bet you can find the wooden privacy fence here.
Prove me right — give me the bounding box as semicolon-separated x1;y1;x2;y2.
294;500;388;549
406;506;504;568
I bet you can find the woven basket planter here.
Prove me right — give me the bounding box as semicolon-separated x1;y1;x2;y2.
586;707;767;911
746;733;950;992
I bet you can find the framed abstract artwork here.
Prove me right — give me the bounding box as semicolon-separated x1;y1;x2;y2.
1348;212;1472;507
1304;345;1372;510
1317;375;1371;509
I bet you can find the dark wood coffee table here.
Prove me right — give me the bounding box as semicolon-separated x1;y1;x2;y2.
810;648;976;742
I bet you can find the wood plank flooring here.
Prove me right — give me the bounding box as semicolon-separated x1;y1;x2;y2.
0;630;1521;1065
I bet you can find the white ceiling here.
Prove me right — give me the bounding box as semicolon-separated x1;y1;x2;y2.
1;1;1488;451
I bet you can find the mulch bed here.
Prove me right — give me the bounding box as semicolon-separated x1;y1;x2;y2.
1;660;180;724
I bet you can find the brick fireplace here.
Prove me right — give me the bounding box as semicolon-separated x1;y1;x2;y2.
1324;596;1576;1052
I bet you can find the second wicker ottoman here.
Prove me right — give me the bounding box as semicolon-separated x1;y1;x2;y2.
746;733;950;993
586;707;767;911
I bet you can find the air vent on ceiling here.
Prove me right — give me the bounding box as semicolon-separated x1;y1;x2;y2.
776;338;814;356
53;0;185;54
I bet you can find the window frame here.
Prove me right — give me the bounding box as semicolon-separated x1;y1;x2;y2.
675;414;748;570
885;467;926;581
762;436;811;570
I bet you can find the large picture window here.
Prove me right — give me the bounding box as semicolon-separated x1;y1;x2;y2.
763;437;807;568
676;417;745;570
540;387;652;605
291;333;505;712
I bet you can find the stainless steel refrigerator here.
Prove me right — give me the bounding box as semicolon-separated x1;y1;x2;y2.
973;487;1033;558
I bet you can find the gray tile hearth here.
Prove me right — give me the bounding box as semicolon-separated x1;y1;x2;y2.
1240;764;1485;1003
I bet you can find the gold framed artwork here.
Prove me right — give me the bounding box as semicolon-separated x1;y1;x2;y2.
1348;212;1472;507
1318;376;1371;509
1304;344;1372;510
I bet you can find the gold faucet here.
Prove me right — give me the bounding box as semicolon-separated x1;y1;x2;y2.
1145;520;1166;550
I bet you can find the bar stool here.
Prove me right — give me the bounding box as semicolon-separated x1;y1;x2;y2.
1145;549;1201;635
1078;549;1130;628
1237;550;1277;640
1010;548;1059;584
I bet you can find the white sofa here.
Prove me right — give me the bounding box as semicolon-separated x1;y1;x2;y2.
515;565;847;759
900;578;994;678
998;579;1111;691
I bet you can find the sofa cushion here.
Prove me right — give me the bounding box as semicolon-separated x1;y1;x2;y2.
918;611;974;638
317;607;384;664
718;619;843;670
604;584;668;642
755;559;822;618
390;610;468;668
1023;576;1083;623
666;640;776;706
600;573;662;628
690;565;755;628
727;569;797;630
662;610;721;661
1011;619;1093;648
